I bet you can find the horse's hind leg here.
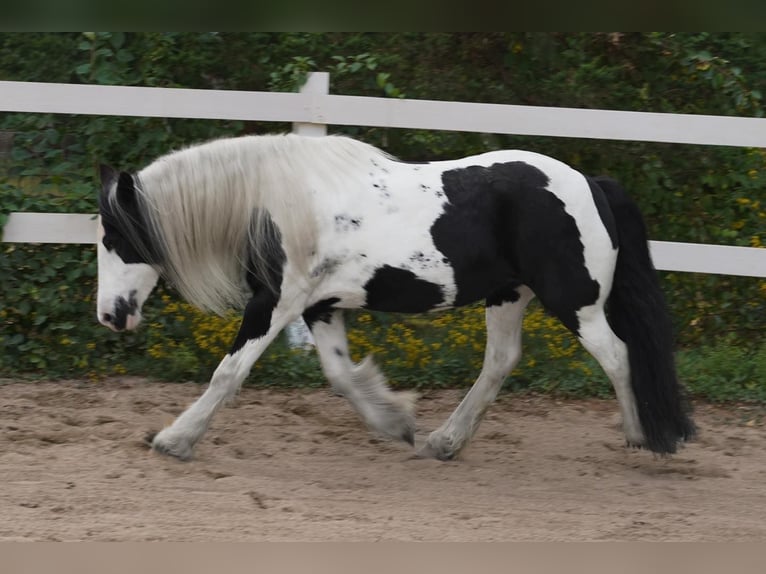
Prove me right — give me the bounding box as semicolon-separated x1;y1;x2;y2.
574;305;644;447
418;286;534;460
305;308;417;445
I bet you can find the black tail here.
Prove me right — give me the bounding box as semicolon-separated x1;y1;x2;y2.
596;176;695;454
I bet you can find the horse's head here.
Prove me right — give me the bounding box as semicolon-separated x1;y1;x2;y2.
97;165;160;332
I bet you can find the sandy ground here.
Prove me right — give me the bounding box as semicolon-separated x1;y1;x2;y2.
1;377;765;541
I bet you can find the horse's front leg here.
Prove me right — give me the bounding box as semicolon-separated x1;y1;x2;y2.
149;292;294;460
305;308;417;445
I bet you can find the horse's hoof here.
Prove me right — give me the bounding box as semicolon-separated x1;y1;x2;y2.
370;410;416;447
143;431;158;448
147;429;194;461
415;440;456;461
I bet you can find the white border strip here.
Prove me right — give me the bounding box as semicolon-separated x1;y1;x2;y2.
2;213;98;244
3;80;766;147
0;81;308;123
648;241;765;277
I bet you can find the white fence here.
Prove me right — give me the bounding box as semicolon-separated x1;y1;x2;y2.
1;72;765;278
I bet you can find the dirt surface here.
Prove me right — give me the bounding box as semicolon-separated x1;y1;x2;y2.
1;377;765;541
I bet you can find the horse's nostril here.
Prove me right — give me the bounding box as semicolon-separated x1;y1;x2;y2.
102;313;113;324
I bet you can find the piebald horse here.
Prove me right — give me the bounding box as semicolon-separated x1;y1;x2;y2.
96;134;694;461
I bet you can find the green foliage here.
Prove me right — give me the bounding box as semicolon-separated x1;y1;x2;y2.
1;33;764;403
0;241;145;376
268;56;317;92
677;338;766;403
74;32;139;86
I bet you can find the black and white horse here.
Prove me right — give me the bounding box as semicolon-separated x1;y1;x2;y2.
97;133;695;461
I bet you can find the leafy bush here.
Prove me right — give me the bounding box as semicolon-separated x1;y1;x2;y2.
677;338;766;403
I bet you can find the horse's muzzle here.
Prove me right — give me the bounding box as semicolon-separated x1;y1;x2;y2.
99;293;140;331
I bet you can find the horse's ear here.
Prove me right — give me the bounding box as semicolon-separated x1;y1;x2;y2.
116;171;137;206
99;164;118;188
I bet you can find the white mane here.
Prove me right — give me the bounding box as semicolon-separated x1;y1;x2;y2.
129;133;390;314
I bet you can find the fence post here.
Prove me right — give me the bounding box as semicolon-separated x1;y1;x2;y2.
284;72;331;349
292;71;329;137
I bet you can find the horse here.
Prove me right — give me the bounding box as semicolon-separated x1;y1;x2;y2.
96;133;695;461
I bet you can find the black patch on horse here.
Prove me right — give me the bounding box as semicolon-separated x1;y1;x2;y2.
363;265;444;312
230;211;287;354
229;289;281;354
485;280;524;307
433;161;601;334
334;214;363;233
99;169;157;265
111;289;139;331
430;165;515;307
244;211;286;297
303;297;341;328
